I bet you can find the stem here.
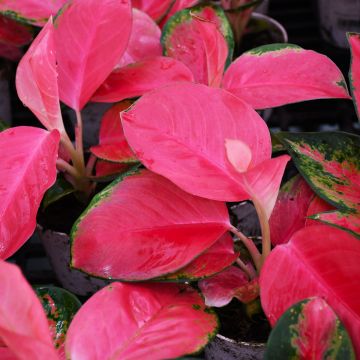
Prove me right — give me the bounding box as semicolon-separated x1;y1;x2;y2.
230;226;262;272
56;159;80;178
252;197;271;270
236;258;255;280
75;110;85;171
85;153;97;177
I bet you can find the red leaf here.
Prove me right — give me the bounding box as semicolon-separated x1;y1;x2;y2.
0;261;58;360
71;169;230;280
54;0;132;110
132;0;173;21
0;127;59;259
159;0;199;27
90;102;136;163
0;347;17;360
199;266;259;307
117;9;161;68
95;160;130;179
0;43;22;61
348;33;360;121
121;82;271;202
0;0;67;26
260;225;360;357
16;19;65;134
305;195;334;227
270;175;315;245
161;233;239;281
0;14;33;47
92;56;194;103
222;44;351;109
66;283;218;359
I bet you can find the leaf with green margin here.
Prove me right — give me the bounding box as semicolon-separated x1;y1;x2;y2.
161;3;234;77
35;286;81;356
265;297;355;360
42;175;76;209
277;131;360;238
347;32;360;122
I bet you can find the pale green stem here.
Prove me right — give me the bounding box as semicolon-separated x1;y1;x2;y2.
85;153;97;177
75;110;85;172
236;258;255;280
252;197;271;270
230;226;262;272
56;159;80;178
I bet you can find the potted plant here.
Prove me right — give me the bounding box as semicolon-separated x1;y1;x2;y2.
0;0;360;358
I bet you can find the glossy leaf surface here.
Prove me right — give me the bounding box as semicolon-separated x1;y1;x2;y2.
160;233;238;281
269;175;314;245
222;44;350;109
199;266;259;307
54;0;132;110
71;169;230;280
16;19;64;133
121;82;271;202
66;282;218;359
92;56;195;103
277;131;360;238
260;225;360;357
0;0;67;26
0;261;58;360
348;33;360;121
90;102;137;163
117;8;161;68
265;298;355;360
0;14;33;46
162;4;234;84
0;127;59;259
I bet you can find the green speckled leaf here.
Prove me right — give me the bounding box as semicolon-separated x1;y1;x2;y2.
277;132;360;238
35;286;81;355
265;297;355;360
347;33;360;121
161;3;234;80
42;175;75;209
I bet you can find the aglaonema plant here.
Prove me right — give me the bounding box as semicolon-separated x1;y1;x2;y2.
1;0;360;358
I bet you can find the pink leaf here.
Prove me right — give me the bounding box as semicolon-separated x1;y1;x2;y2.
0;127;59;259
348;33;360;121
305;195;334;227
66;282;218;359
0;261;58;360
117;8;162;68
54;0;132;110
222;44;351;109
161;233;239;281
132;0;173;21
121;82;271;202
0;14;33;47
159;0;199;27
199;266;259;307
71;169;230;280
260;225;360;357
0;0;67;26
192;18;228;87
90;102;137;163
16;19;65;134
0;347;17;360
92;56;194;103
270;175;315;245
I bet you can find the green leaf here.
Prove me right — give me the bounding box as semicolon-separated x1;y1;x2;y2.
265;298;355;360
0;119;9;132
35;286;81;351
277;131;360;238
42;175;76;209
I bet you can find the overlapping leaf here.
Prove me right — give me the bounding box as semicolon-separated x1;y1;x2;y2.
162;4;234;84
71;169;230;280
160;233;239;281
0;127;59;259
0;261;58;360
132;0;173;21
16;19;65;134
277;131;360;238
260;225;360;357
90;102;137;163
0;14;33;47
222;44;351;109
265;298;355;359
121;82;272;202
348;33;360;121
0;0;67;26
92;57;194;103
54;0;132;110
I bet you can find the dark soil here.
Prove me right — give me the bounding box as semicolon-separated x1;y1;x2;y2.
216;299;271;343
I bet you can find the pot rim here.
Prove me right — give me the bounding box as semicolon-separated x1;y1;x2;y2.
215;334;266;348
251;12;289;43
